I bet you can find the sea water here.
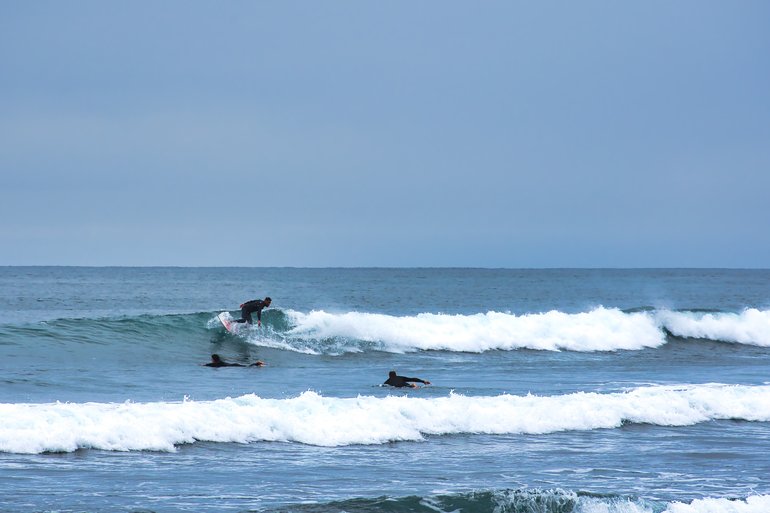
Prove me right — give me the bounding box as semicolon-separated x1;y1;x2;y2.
1;267;769;513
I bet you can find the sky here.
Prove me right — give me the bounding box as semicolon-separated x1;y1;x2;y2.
1;1;769;267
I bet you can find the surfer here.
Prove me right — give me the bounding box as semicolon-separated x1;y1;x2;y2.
235;297;272;326
383;370;431;388
204;354;265;367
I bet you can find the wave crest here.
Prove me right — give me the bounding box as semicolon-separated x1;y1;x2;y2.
660;308;770;347
263;489;770;513
280;307;665;353
2;384;769;454
229;307;770;354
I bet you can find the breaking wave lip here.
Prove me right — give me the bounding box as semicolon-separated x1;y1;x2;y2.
2;383;769;454
14;307;770;354
657;308;770;347
235;307;770;354
262;489;770;513
281;307;665;353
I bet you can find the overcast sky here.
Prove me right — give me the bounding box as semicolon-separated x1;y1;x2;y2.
1;2;768;267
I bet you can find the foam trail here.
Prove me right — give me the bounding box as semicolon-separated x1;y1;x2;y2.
2;384;769;454
284;307;665;353
659;308;770;346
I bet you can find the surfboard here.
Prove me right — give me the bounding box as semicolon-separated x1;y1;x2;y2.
217;312;237;334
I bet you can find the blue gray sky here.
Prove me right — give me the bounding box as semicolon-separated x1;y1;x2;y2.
1;2;769;267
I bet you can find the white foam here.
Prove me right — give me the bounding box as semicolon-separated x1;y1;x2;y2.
283;307;665;353
2;383;769;454
658;309;770;346
572;494;770;513
576;495;654;513
490;489;653;513
664;495;770;513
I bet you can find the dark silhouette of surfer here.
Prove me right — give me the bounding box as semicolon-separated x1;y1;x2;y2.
204;354;265;367
383;370;430;388
235;297;272;326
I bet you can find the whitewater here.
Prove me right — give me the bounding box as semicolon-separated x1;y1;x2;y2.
3;384;770;454
250;307;770;353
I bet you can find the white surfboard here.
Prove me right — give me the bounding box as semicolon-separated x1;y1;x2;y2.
217;312;237;334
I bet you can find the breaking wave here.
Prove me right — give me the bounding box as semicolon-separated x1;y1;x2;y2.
224;307;770;354
3;383;769;454
264;489;770;513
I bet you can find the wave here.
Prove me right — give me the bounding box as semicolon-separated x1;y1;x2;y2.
278;307;665;353
2;383;769;454
0;312;229;354
658;309;770;346
229;307;770;354
265;489;770;513
5;307;769;355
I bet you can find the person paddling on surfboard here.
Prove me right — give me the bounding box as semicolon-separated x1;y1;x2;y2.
204;354;265;367
383;370;431;388
235;297;272;326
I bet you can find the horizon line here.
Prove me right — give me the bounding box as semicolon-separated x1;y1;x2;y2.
1;265;768;271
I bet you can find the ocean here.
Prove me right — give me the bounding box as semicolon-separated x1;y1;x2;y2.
1;267;769;513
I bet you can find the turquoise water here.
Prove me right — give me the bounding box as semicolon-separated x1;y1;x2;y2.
1;267;769;512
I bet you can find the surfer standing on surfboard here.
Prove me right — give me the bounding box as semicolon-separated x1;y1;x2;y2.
235;296;272;326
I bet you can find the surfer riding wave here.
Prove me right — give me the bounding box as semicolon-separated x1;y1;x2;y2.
235;297;272;327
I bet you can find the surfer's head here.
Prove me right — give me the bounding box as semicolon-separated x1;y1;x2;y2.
264;297;272;305
389;370;397;378
211;354;223;363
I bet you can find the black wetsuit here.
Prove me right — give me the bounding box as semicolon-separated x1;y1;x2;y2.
205;361;246;367
383;374;428;387
205;355;263;367
237;299;269;324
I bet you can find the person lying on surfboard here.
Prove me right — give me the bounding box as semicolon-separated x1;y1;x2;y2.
235;296;272;326
383;370;431;388
204;354;265;367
